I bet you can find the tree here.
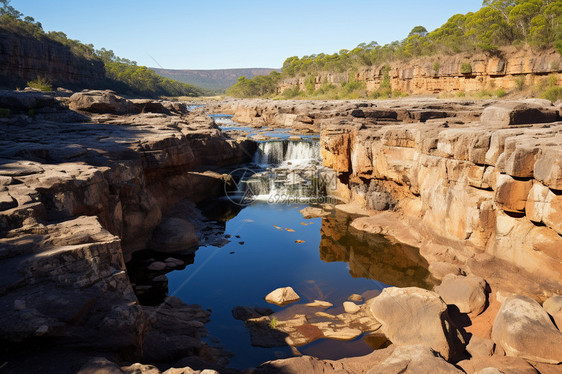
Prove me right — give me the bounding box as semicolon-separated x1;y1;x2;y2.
0;0;21;18
408;26;428;37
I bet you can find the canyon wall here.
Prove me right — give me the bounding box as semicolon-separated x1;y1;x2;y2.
320;100;562;295
0;90;254;363
0;28;105;88
278;47;562;95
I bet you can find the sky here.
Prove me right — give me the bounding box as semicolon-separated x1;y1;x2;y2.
11;0;484;70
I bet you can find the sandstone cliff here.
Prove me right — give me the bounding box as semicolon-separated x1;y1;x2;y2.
0;27;105;88
0;90;254;369
277;47;562;95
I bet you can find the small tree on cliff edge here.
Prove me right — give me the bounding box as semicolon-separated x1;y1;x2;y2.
0;0;22;18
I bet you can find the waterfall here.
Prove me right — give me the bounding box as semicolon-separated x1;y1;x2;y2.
235;140;335;204
253;140;320;166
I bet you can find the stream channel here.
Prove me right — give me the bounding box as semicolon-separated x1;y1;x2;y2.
132;114;435;369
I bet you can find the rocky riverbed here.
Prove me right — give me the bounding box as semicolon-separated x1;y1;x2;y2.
1;93;561;373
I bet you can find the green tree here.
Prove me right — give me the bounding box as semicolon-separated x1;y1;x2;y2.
408;25;428;37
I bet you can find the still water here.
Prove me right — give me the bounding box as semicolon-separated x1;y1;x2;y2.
167;202;434;368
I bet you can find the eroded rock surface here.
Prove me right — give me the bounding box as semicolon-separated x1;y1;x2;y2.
0;90;255;371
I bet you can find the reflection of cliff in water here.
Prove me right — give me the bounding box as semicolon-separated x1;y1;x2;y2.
320;212;437;289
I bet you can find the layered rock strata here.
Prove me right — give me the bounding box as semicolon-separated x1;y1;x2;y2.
0;90;255;370
318;98;562;298
277;47;562;95
0;28;105;88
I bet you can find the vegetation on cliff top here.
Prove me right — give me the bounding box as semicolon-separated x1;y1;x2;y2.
0;0;208;97
227;0;562;98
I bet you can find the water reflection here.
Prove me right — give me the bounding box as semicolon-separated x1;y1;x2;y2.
320;211;437;289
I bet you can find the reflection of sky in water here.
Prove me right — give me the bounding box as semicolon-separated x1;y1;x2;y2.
209;113;319;140
167;203;435;369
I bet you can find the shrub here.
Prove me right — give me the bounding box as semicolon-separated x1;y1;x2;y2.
26;76;53;91
514;76;526;91
281;86;301;99
541;86;562;103
433;61;440;74
495;88;507;98
0;108;11;118
460;63;472;74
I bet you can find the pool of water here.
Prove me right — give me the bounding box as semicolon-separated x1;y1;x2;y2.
209;113;319;141
167;201;435;369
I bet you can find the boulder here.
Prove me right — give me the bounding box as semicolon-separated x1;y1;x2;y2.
130;99;170;114
480;101;558;127
69;90;137;114
366;345;464;374
77;357;123;374
543;295;562;329
491;295;562;364
369;287;464;361
458;356;539;374
466;336;495;358
150;217;199;253
435;274;488;315
265;287;301;306
343;301;361;314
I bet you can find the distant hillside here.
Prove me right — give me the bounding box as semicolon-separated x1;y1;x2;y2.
151;68;280;93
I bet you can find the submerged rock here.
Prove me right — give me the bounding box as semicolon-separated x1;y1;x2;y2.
299;206;330;219
265;287;301;306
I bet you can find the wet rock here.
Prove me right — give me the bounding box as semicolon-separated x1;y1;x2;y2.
164;257;185;268
299;206;330;219
343;301;361;314
543;295;562;329
491;295;562;364
150;217;199;253
147;261;167;271
77;357;123;374
435;274;489;315
366;345;464;374
142;297;211;363
305;300;333;308
348;294;363;302
265;287;301;306
369;287;464;361
232;305;273;321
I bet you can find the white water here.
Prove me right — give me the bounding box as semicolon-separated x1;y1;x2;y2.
253;140;321;166
239;140;335;203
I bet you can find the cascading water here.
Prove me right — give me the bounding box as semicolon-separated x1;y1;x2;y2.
238;140;336;204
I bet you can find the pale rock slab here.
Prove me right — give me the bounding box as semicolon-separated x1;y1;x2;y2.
491;295;562;364
265;287;301;306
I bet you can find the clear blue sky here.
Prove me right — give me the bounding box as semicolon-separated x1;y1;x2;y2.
12;0;484;70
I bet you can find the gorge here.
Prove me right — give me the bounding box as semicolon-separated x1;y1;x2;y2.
1;89;561;373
